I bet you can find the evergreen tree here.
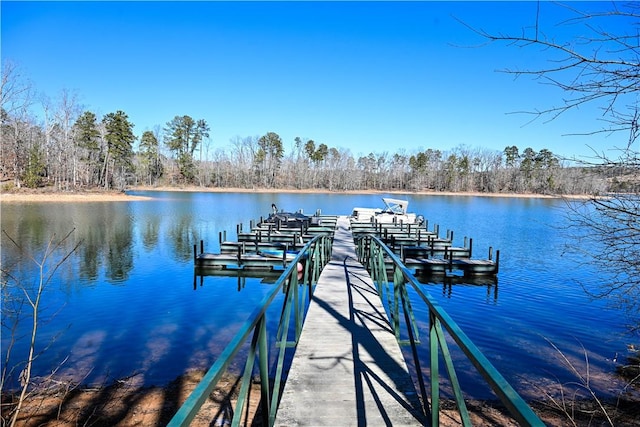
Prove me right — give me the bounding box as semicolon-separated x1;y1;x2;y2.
256;131;284;187
164;115;209;182
73;111;101;185
22;144;46;188
102;111;135;189
139;130;163;185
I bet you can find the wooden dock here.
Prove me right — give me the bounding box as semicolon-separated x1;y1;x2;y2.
195;213;497;276
350;219;498;277
194;219;337;271
275;217;425;426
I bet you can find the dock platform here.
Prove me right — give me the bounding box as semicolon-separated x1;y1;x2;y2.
194;219;337;271
275;217;425;426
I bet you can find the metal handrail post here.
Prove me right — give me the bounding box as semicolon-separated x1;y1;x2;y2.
429;311;440;427
357;235;544;427
258;317;271;426
169;234;331;427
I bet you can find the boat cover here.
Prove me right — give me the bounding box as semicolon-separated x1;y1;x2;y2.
382;198;409;214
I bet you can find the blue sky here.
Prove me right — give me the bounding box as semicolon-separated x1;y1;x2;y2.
1;1;630;160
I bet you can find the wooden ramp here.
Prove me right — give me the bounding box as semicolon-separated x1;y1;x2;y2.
275;217;425;426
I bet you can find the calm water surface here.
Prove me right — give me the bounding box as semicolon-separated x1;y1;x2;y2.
1;191;636;401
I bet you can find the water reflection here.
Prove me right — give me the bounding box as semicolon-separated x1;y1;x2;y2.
193;268;280;291
1;202;137;288
141;214;161;250
415;275;498;302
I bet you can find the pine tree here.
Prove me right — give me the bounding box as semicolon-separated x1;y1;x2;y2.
139;130;163;185
73;111;101;186
102;111;135;189
164;115;209;182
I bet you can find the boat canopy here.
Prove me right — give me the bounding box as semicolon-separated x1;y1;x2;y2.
382;198;409;215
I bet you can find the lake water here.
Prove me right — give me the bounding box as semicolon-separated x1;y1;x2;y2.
1;191;637;402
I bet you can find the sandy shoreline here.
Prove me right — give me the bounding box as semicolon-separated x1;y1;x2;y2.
0;186;589;203
0;191;153;203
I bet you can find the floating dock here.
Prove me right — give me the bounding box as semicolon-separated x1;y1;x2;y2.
194;215;338;271
351;218;498;277
194;212;497;277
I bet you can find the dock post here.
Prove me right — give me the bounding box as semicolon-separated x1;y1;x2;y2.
469;238;473;258
200;240;204;254
449;247;454;272
495;250;500;274
489;246;493;260
283;243;288;267
219;232;222;245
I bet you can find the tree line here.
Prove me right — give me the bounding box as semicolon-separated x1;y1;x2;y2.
0;61;625;196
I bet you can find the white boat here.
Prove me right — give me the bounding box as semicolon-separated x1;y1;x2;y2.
351;197;423;225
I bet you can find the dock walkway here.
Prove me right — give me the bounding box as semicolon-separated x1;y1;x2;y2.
275;216;425;426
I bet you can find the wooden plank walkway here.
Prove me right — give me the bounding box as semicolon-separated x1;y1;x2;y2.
275;216;425;426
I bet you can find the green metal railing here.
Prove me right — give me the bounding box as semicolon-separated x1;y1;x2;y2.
168;233;332;427
356;235;544;427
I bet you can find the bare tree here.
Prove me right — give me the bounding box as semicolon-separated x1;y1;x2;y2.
1;230;81;426
1;61;36;187
474;3;640;320
0;61;34;117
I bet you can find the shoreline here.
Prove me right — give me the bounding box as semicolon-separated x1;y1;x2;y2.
4;368;636;426
1;186;593;203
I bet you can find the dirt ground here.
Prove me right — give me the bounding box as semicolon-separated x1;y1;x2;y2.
3;370;640;426
0;188;153;203
2;370;263;427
